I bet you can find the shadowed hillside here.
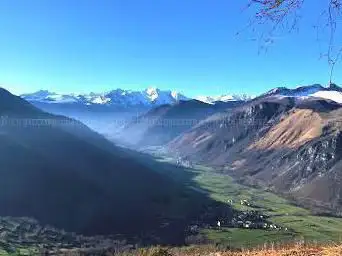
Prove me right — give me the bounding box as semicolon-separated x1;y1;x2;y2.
0;88;235;245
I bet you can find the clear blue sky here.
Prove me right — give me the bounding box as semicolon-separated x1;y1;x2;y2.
0;0;340;97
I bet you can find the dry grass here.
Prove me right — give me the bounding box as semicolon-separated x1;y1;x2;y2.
249;109;323;150
111;244;342;256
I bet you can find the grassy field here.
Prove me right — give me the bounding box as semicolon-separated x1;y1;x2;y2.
191;166;342;245
113;244;342;256
141;151;342;248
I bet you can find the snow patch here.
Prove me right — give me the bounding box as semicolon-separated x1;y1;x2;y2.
311;90;342;104
196;94;249;104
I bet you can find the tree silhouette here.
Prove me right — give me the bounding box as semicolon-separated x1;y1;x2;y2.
245;0;342;84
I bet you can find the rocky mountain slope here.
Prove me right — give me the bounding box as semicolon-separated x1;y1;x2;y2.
169;94;342;214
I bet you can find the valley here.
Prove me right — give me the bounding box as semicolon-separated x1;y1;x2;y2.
137;148;342;248
1;84;342;254
1;147;342;255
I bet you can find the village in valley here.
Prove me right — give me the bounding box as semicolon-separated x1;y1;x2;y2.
173;156;288;235
186;197;288;238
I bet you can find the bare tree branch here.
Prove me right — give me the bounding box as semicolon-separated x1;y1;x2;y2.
245;0;342;84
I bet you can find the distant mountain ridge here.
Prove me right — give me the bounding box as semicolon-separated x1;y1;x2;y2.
20;87;251;107
195;94;251;104
260;83;342;103
118;99;244;147
20;84;342;107
21;87;190;107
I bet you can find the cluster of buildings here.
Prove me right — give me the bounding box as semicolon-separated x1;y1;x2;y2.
207;199;288;232
176;157;194;168
231;210;269;229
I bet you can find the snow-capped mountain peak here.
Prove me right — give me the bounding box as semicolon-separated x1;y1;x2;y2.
21;90;78;104
21;90;55;101
21;87;189;107
145;86;158;94
261;84;342;104
145;87;160;102
311;90;342;103
195;94;251;104
171;91;178;99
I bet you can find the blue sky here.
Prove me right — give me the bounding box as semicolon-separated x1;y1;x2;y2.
0;0;340;97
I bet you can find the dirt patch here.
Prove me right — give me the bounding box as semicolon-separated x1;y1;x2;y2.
249;110;324;150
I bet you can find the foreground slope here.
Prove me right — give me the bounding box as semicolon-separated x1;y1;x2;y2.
169;95;342;214
117;244;342;256
0;88;228;245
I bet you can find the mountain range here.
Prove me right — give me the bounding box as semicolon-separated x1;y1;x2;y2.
21;87;190;107
21;87;252;107
20;84;342;108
